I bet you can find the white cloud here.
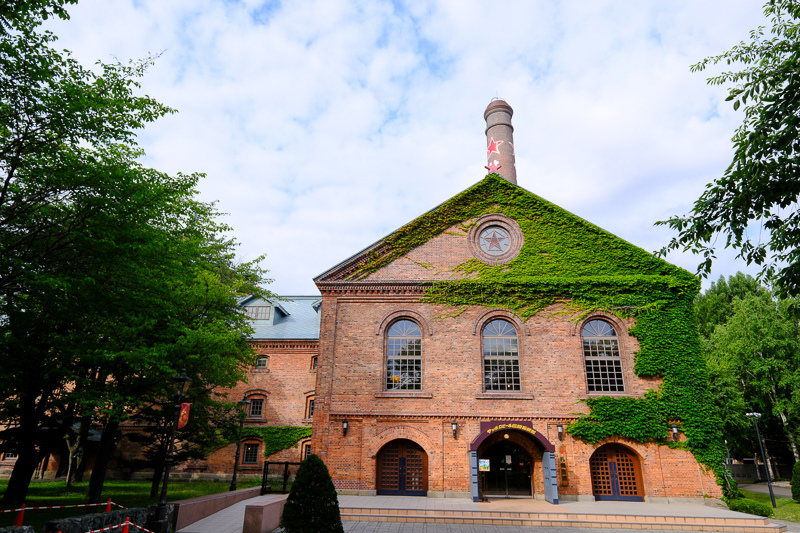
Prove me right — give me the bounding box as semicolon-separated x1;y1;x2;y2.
45;0;768;293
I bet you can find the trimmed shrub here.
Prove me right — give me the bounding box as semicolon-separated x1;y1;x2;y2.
279;454;344;533
727;498;773;517
792;461;800;502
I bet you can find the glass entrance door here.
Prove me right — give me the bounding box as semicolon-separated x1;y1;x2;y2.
480;441;532;497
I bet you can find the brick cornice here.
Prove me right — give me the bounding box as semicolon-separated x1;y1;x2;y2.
316;281;431;297
248;340;318;350
326;411;580;420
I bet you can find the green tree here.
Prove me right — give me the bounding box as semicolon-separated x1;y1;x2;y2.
706;293;800;462
0;1;273;505
280;454;344;533
658;0;800;296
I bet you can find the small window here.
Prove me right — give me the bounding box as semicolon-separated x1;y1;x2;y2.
302;443;311;460
242;443;259;464
2;453;17;460
255;357;268;369
582;319;624;393
249;399;264;417
244;306;271;320
483;319;520;391
311;356;318;371
385;320;422;390
306;398;315;419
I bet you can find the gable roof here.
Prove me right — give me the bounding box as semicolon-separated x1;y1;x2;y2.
315;173;688;284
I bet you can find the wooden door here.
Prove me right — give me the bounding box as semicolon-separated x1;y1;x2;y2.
590;445;643;501
376;439;428;496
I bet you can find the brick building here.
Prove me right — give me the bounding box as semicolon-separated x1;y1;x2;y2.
195;295;320;474
307;100;723;503
5;101;723;504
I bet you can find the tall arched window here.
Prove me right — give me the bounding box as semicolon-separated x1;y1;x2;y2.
386;320;422;390
582;319;624;392
483;319;520;391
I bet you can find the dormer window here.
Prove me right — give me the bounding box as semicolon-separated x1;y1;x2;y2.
243;306;271;320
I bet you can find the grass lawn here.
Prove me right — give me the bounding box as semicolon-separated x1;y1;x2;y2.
0;478;264;531
740;489;800;523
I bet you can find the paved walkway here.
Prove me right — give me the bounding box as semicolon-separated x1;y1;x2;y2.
177;494;799;533
741;482;793;499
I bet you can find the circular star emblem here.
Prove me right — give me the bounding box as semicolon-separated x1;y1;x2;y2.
479;226;510;256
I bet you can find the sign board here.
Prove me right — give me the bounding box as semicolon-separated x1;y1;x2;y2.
478;459;490;472
505;455;512;464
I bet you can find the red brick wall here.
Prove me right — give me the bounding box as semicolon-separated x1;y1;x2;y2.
186;339;319;472
311;273;720;499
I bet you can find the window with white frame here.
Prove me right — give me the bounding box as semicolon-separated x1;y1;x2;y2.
243;306;271;320
582;319;624;393
483;319;520;391
385;320;422;390
255;357;268;369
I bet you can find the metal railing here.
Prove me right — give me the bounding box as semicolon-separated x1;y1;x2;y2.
260;461;301;495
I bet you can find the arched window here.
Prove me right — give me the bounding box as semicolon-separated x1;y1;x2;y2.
582;319;624;392
483;319;520;391
386;319;422;390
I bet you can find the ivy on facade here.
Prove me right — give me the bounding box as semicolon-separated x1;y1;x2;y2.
239;426;313;457
352;173;729;492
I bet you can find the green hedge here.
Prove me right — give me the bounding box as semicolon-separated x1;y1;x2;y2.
727;498;773;517
792;461;800;502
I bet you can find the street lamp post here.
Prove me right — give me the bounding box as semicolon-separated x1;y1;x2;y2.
154;369;192;533
746;412;776;508
229;394;251;491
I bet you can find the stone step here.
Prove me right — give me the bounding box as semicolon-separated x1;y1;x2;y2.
339;507;787;532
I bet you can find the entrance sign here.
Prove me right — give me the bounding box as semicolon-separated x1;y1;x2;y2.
470;420;555;452
479;459;490;471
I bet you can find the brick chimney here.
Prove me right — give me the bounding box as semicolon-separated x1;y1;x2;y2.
484;99;517;184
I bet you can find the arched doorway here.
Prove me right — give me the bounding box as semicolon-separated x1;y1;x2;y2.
376;439;428;496
470;420;559;503
589;444;644;501
481;438;533;496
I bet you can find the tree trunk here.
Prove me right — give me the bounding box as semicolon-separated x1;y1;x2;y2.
0;384;53;505
73;414;92;483
87;420;119;504
762;437;776;481
65;435;80;488
775;406;800;462
150;461;164;498
0;445;42;506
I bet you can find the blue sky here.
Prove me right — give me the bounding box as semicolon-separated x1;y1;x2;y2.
46;0;768;294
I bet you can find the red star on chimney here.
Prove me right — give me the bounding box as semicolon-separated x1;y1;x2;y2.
487;137;503;156
485;160;501;173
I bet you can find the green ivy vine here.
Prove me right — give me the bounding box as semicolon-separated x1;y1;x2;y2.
354;173;730;494
239;426;313;457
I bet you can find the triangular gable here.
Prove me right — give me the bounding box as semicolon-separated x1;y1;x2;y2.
238;294;290;316
315;173;688;285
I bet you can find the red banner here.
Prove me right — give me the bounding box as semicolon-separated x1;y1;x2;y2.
178;403;191;429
